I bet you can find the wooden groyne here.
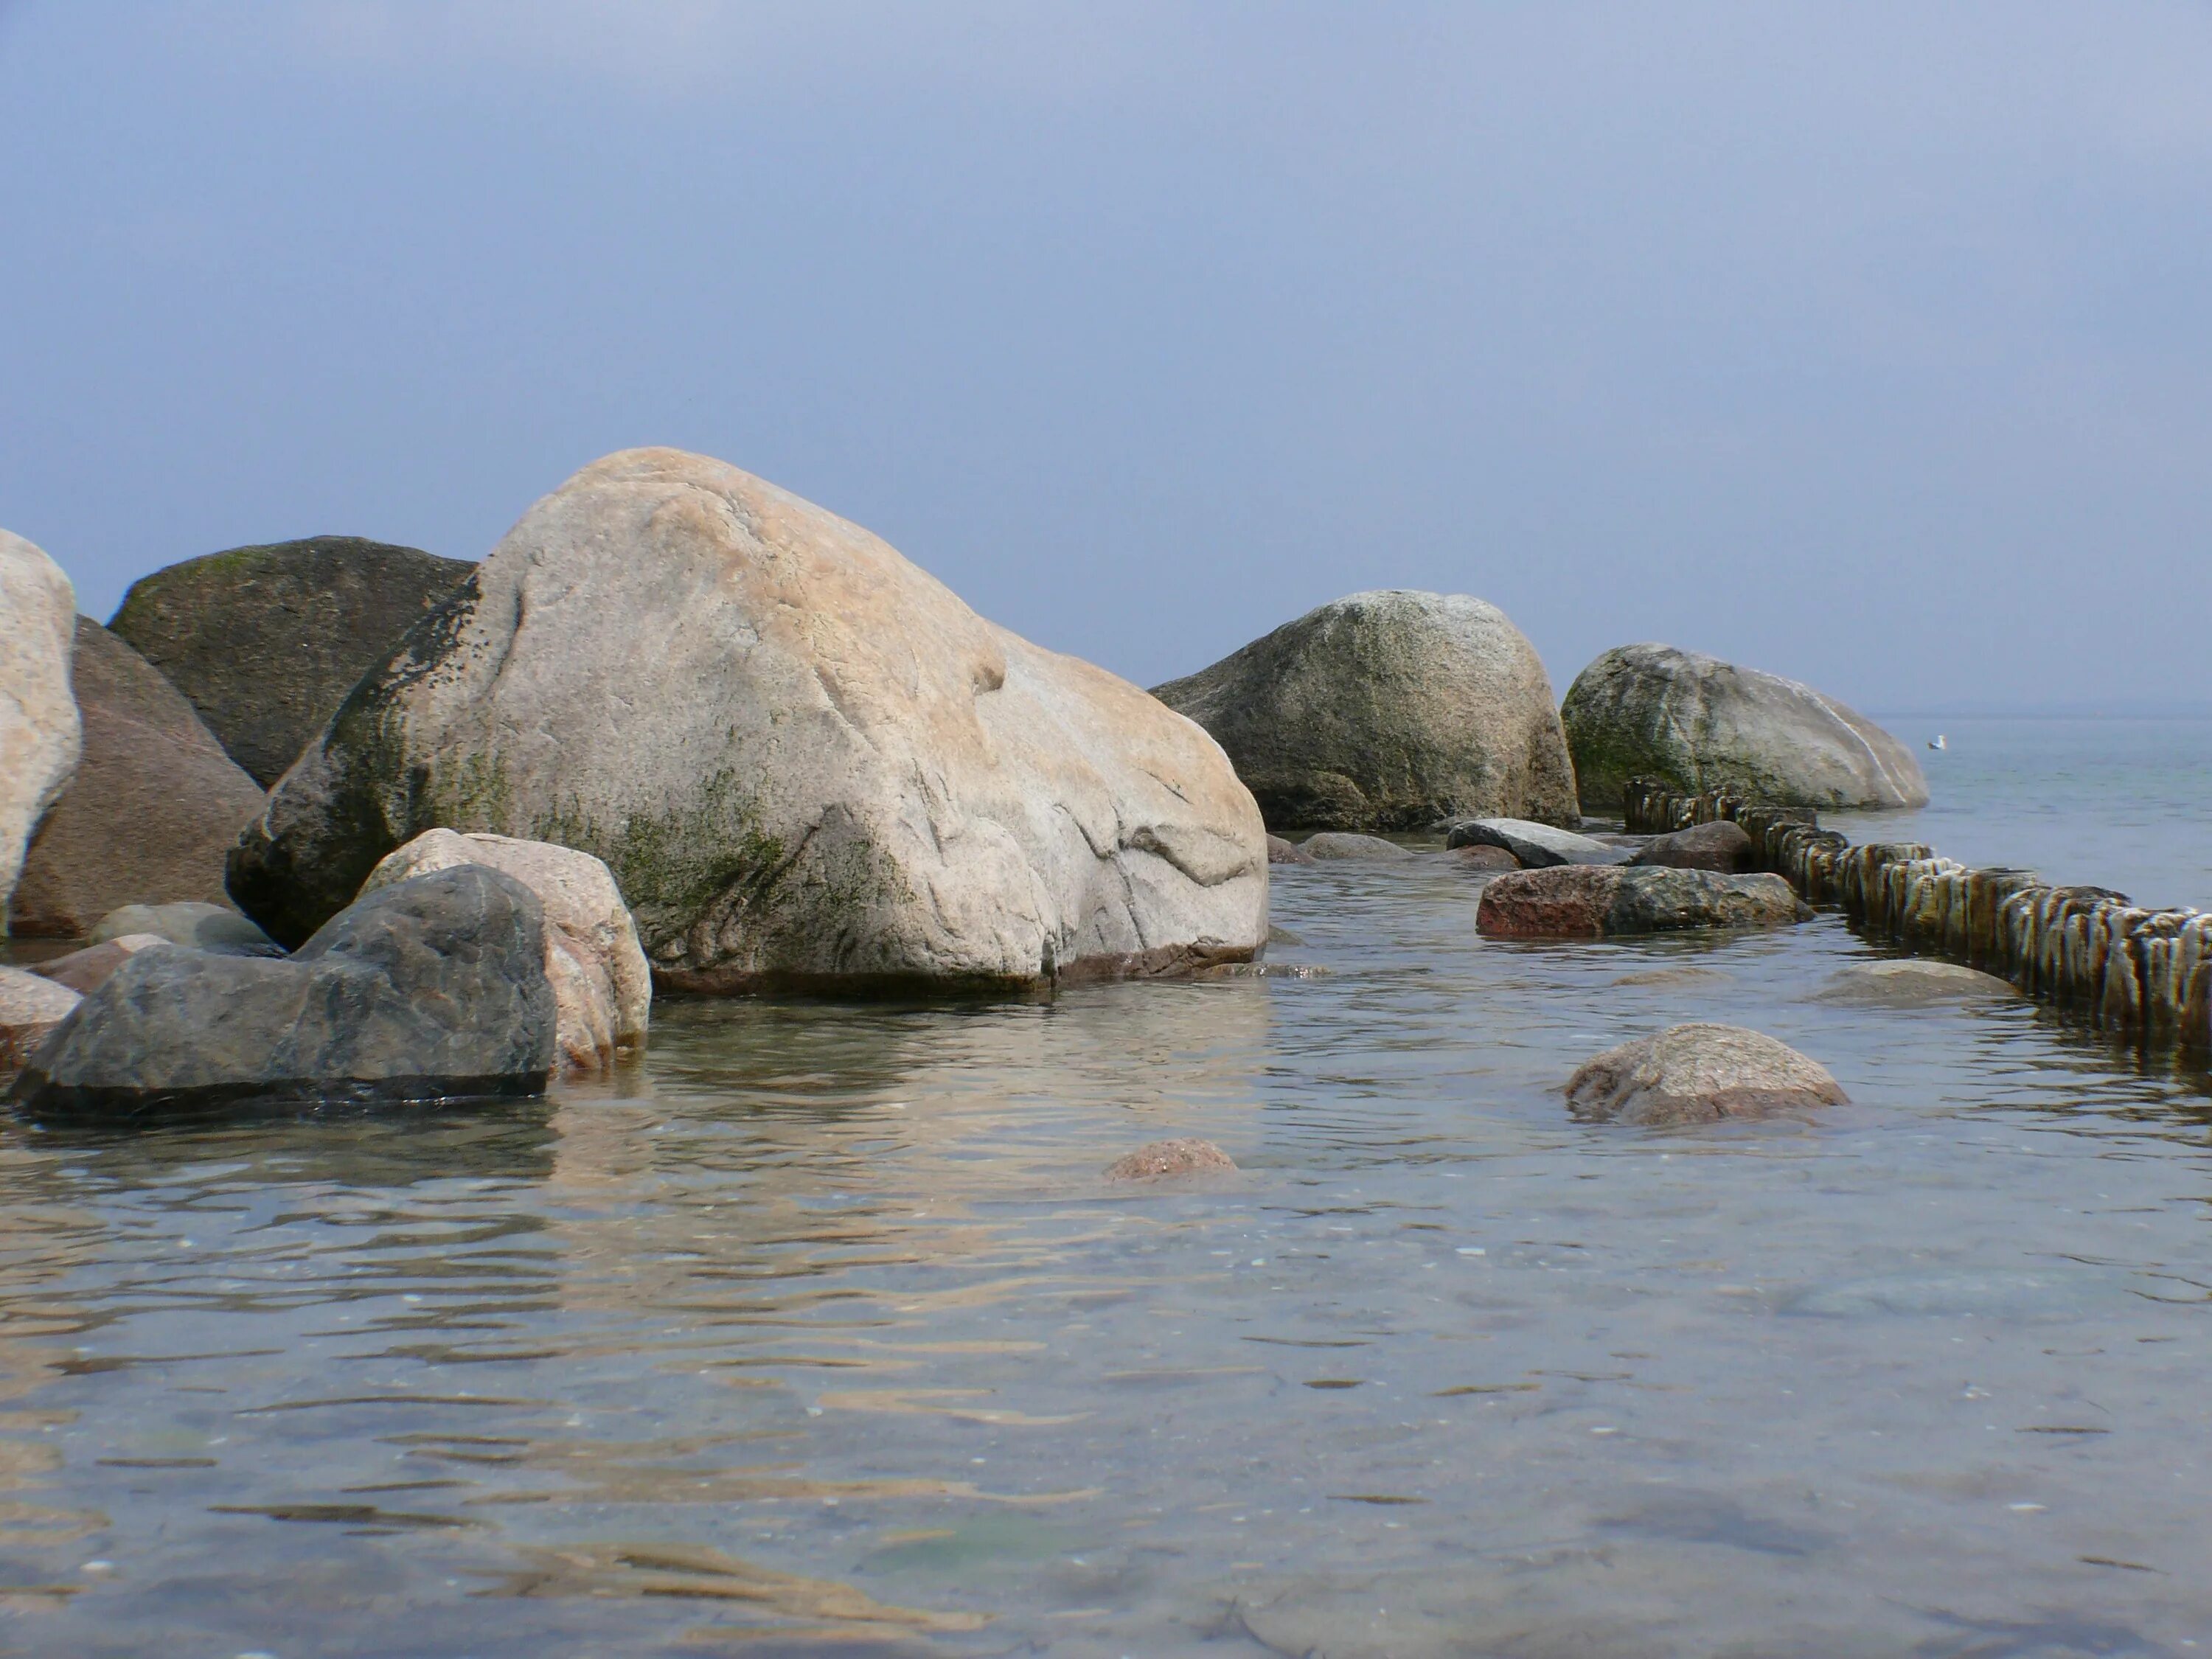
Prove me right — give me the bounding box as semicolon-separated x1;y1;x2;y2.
1623;779;2212;1054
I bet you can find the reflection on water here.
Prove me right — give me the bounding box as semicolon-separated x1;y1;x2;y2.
1;857;2208;1655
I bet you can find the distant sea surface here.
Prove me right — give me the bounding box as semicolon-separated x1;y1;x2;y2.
1836;714;2212;911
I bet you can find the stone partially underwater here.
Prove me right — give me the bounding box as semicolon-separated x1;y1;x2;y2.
9;865;557;1119
1477;865;1807;939
1626;779;2212;1054
228;448;1267;993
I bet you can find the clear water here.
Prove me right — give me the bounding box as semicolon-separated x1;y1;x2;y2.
4;723;2211;1657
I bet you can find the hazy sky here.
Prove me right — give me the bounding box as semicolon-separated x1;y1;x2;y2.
4;3;2208;712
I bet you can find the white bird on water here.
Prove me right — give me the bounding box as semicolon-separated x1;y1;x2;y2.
1929;734;1947;751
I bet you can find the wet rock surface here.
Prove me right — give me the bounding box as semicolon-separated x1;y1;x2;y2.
1815;960;2017;1005
227;449;1265;992
1561;642;1927;813
1477;865;1807;939
0;530;81;921
1151;588;1577;832
1444;817;1629;868
1194;961;1332;980
360;830;650;1071
8;620;265;936
1105;1137;1238;1180
10;864;556;1118
1566;1022;1848;1125
1629;820;1756;874
1299;832;1416;863
1448;844;1523;872
108;536;476;787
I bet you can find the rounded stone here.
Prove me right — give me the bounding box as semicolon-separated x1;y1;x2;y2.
1299;832;1416;863
1566;1023;1848;1126
1105;1138;1239;1180
1815;960;2017;1006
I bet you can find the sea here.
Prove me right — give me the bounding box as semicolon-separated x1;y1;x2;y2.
1;717;2208;1656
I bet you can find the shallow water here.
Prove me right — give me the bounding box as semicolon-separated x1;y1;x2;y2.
4;844;2211;1656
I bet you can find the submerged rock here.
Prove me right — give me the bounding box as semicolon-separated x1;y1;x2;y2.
1151;590;1577;832
1815;960;2017;1006
361;830;650;1071
1;532;81;924
1267;834;1317;866
1105;1137;1238;1180
1300;832;1416;863
1629;820;1756;874
1444;818;1627;868
9;620;265;936
1448;844;1523;873
228;450;1265;991
1560;643;1927;813
1566;1023;1847;1125
89;901;281;956
108;536;476;787
1194;961;1332;981
0;966;80;1089
10;865;556;1119
1477;865;1806;939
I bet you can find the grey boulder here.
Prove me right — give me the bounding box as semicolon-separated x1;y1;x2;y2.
8;620;265;937
1567;1023;1848;1126
1815;960;2017;1006
10;864;556;1119
109;535;476;787
1444;817;1628;868
1476;865;1807;939
1299;832;1416;862
1151;589;1578;832
1;532;81;923
90;902;281;956
1560;643;1927;813
227;449;1265;990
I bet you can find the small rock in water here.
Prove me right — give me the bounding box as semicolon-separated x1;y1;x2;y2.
1478;865;1806;939
1194;961;1332;981
1266;925;1307;947
10;865;557;1119
1566;1022;1847;1126
1815;960;2017;1006
1447;844;1522;872
1266;834;1317;866
1105;1138;1239;1180
1444;818;1628;868
0;966;81;1089
1629;821;1756;874
1611;964;1732;987
90;901;281;957
1301;833;1416;863
32;933;175;995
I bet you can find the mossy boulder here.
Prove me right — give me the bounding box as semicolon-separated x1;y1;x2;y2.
228;449;1267;990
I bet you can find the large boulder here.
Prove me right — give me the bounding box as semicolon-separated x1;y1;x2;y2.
1628;820;1756;874
1476;864;1806;939
1150;590;1578;832
360;830;650;1071
226;449;1267;991
0;967;80;1090
1560;643;1927;813
1566;1023;1848;1126
1;532;82;925
108;536;475;787
10;864;556;1118
8;621;266;937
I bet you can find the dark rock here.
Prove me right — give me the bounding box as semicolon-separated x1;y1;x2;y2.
32;933;175;995
89;902;281;956
1449;844;1523;872
1444;817;1630;868
1267;833;1317;866
10;865;556;1119
108;536;475;787
1105;1138;1238;1180
1476;865;1807;939
1629;820;1756;874
1151;590;1577;832
7;621;265;937
1560;642;1927;813
1300;832;1416;862
1566;1023;1848;1125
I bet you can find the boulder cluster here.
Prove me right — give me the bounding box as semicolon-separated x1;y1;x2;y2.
3;445;1905;1127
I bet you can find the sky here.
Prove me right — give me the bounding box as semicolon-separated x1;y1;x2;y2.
3;1;2209;714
